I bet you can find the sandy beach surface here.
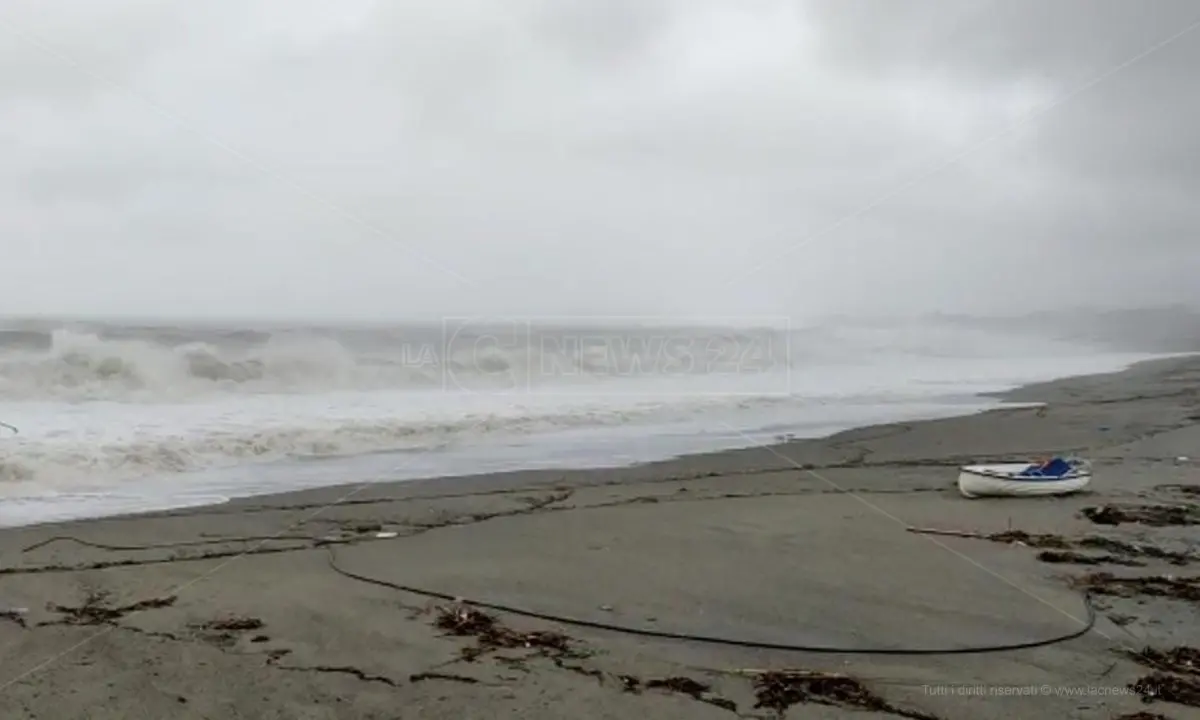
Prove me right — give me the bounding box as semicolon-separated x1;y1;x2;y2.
1;356;1198;720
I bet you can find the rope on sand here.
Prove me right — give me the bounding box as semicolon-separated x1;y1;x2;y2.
324;546;1098;656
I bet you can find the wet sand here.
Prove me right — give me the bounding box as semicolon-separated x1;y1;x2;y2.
1;356;1198;720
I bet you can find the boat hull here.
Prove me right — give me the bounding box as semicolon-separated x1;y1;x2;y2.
957;463;1091;498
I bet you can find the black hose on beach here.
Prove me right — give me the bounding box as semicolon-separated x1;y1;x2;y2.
10;535;1098;656
324;547;1098;656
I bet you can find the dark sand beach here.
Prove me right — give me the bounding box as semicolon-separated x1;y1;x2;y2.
1;356;1198;720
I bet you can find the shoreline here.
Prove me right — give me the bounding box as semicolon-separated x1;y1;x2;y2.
1;354;1198;719
111;355;1200;517
2;352;1178;531
224;352;1189;507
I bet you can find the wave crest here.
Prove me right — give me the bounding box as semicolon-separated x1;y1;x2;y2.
0;319;1105;402
0;330;436;400
0;399;726;489
0;326;798;401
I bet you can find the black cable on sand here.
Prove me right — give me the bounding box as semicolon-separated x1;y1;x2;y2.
325;546;1098;656
10;532;1098;656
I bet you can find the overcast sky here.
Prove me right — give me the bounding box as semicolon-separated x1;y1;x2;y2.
1;0;1197;322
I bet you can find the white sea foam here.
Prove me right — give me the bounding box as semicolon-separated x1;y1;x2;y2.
0;317;1171;522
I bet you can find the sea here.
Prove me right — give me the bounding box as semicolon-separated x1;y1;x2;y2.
0;315;1177;527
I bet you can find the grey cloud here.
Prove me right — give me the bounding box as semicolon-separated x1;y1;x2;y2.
806;1;1196;79
0;0;1196;321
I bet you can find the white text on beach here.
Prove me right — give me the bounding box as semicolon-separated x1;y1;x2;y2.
922;683;1152;698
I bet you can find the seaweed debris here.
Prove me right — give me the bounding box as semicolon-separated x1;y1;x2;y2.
433;603;582;662
1037;550;1145;567
1082;504;1200;528
1131;673;1200;707
429;605;741;711
987;530;1070;548
47;590;176;626
1074;537;1195;566
751;670;941;720
188;616;267;647
0;608;28;629
643;677;737;712
1125;646;1200;676
995;530;1193;564
910;527;1196;565
202;617;265;632
409;672;480;685
1075;573;1200;603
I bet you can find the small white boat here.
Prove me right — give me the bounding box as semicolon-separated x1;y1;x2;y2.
957;458;1092;498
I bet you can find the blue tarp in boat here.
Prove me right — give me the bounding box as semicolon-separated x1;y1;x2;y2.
1018;457;1075;478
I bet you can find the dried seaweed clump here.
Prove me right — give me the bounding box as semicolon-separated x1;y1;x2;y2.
1155;483;1200;498
433;604;580;661
188;616;267;647
988;529;1194;565
1036;550;1144;567
1130;672;1200;708
1075;573;1200;603
751;670;940;720
1125;646;1200;676
989;530;1071;548
1082;504;1200;527
49;590;176;626
642;677;737;712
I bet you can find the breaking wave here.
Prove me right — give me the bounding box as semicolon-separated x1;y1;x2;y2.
0;317;1145;498
0;326;794;402
0;330;422;401
0;398;744;488
0;322;1099;402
